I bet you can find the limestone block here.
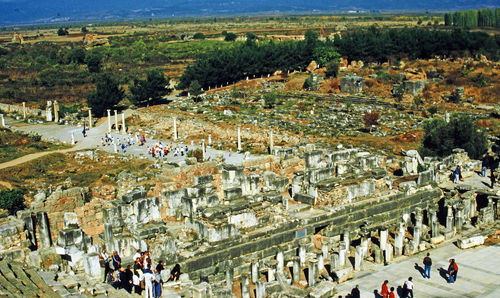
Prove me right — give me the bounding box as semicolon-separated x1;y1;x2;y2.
294;192;316;205
399;181;417;194
63;212;79;229
430;235;445;245
457;235;484;249
332;267;353;283
340;76;364;94
309;281;336;298
83;252;101;279
121;187;146;204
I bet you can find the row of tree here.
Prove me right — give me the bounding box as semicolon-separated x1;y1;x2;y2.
179;27;498;90
179;30;339;90
444;8;500;28
87;69;171;116
333;26;499;63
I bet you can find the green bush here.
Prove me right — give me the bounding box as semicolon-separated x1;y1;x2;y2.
187;148;203;162
419;114;487;159
0;188;25;215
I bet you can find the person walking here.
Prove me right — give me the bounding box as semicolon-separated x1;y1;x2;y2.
350;285;360;298
403;277;414;298
389;287;395;298
454;165;460;184
423;252;432;278
380;280;389;298
448;259;458;283
140;270;155;298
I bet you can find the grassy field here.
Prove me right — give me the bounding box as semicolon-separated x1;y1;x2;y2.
0;128;70;163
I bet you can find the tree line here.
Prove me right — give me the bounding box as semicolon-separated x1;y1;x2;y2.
179;31;339;90
333;26;499;63
444;8;500;28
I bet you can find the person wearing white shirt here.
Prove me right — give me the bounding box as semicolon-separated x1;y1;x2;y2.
140;271;154;298
133;249;142;262
404;277;414;298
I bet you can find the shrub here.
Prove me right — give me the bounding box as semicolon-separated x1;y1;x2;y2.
187;148;203;162
363;111;380;127
419;114;487;159
0;188;25;215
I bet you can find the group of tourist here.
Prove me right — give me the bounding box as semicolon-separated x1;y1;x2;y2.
337;253;459;298
99;248;181;298
147;143;189;159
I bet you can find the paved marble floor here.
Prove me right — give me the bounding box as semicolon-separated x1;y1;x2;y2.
335;243;500;298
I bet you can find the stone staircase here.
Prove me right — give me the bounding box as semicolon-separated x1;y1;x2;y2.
0;260;60;297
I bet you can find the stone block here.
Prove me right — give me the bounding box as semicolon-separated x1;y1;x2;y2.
194;175;213;186
457;235;484;249
430;235;445;245
294;193;316;205
332;267;353;283
309;281;336;298
340;76;364;94
121;187;146;204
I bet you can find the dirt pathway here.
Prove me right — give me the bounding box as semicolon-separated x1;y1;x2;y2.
0;147;85;171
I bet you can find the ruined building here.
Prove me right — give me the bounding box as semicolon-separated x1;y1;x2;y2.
0;144;498;297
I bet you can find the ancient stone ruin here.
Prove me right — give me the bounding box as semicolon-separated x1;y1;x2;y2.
0;144;498;297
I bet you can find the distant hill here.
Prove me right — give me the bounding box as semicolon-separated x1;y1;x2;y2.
0;0;498;26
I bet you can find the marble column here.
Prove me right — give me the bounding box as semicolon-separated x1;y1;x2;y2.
104;223;114;252
107;109;111;133
299;242;307;267
121;113;126;133
269;129;274;154
208;134;212;145
53;101;59;122
71;133;75;145
276;251;284;272
251;261;259;283
338;241;347;268
308;260;317;286
88;109;92;128
114;110;118;131
380;229;388;251
354;246;363;271
292;256;300;282
384;243;393;264
343;230;350;250
36;212;52;248
430;209;440;238
446;205;454;231
22;102;26;119
237;126;242;151
241;274;250;298
225;267;234;289
255;281;266;298
331;253;339;270
173;117;178;140
0;114;5;127
316;252;324;272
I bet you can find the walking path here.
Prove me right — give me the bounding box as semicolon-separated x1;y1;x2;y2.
335;242;500;298
0;110;253;170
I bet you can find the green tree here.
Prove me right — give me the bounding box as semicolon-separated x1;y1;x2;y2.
312;45;340;67
66;47;86;64
188;80;203;97
325;60;340;78
129;69;171;106
419;114;487;159
87;73;124;116
81;26;88;34
57;27;68;36
263;90;280;108
224;32;237;41
85;51;102;73
193;32;205;39
0;188;25;215
444;13;452;26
